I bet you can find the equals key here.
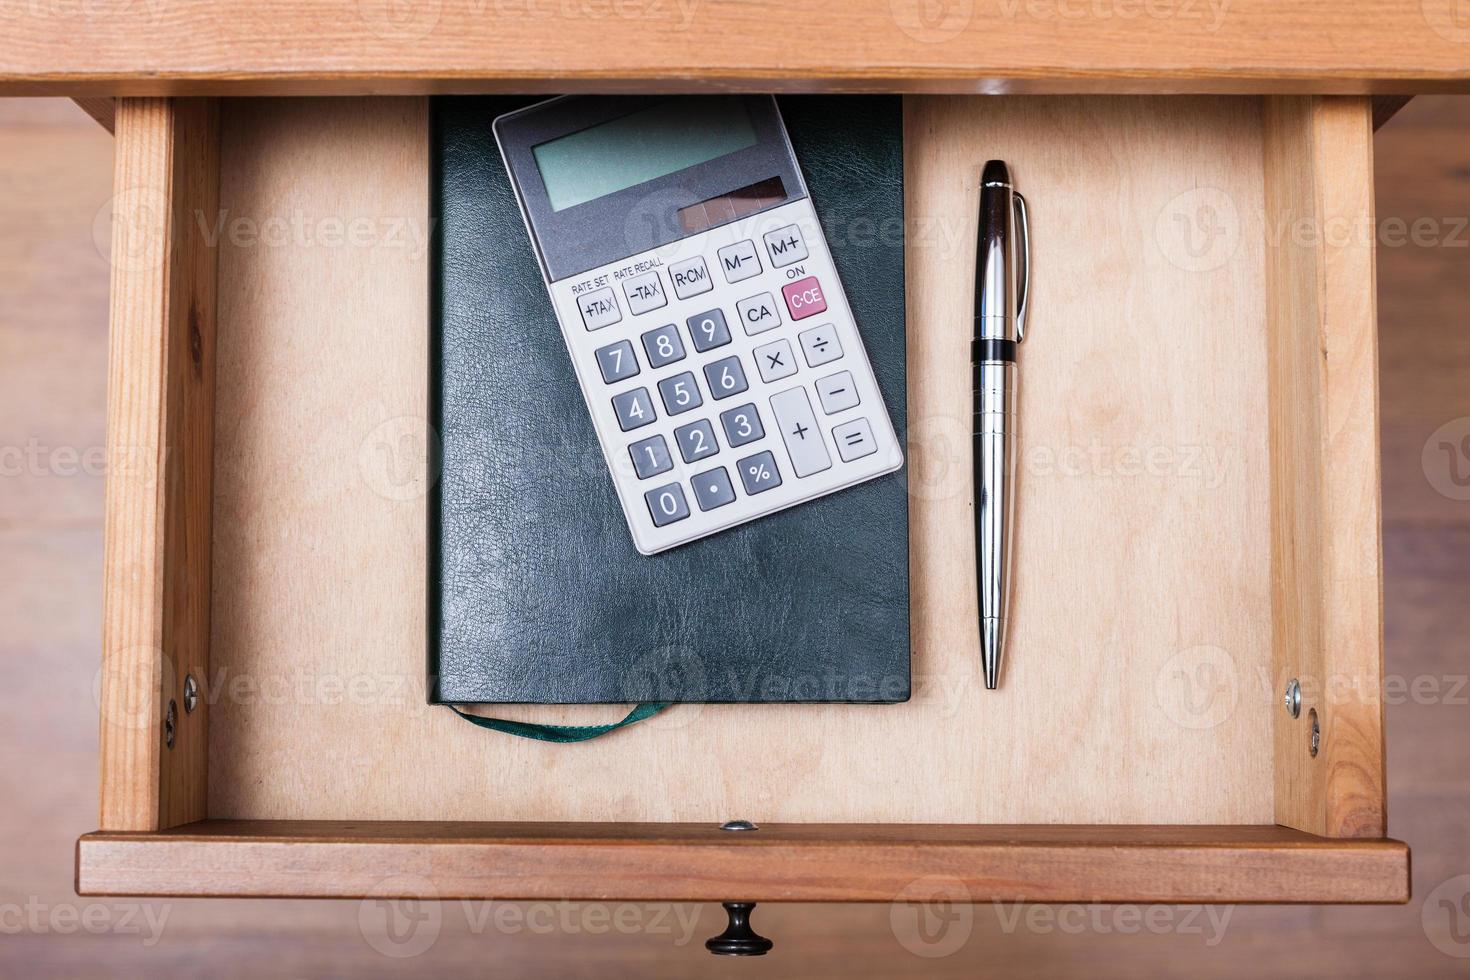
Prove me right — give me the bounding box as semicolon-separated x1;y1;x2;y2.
833;418;878;462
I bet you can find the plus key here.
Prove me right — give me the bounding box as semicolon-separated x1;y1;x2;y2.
769;386;832;477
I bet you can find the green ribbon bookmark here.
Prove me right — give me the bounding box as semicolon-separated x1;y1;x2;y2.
449;702;670;742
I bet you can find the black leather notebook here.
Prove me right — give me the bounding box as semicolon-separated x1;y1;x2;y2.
429;96;909;704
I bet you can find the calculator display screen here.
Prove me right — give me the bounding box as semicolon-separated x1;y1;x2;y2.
533;96;759;213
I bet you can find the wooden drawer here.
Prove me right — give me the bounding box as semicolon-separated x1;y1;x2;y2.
79;94;1407;905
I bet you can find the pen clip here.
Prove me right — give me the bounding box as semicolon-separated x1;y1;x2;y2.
1013;192;1030;343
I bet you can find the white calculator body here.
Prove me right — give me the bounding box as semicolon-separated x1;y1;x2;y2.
494;95;902;555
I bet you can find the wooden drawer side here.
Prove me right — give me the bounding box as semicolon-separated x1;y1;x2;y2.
1263;96;1386;839
99;97;220;832
76;821;1410;904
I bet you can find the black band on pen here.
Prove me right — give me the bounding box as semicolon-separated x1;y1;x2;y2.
971;338;1017;363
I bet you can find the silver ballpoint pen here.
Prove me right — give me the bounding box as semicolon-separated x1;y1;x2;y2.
972;160;1029;690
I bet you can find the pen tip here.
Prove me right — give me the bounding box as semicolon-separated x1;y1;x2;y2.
982;159;1010;186
981;618;1004;691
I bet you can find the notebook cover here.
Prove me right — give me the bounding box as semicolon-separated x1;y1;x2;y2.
429;95;909;704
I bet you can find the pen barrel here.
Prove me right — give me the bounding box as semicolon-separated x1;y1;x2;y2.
973;360;1017;638
974;160;1022;687
972;360;1016;434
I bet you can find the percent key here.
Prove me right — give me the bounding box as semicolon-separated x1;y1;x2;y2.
736;451;783;495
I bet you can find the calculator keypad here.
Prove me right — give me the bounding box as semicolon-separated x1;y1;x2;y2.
798;323;842;368
753;338;797;383
623;270;667;316
815;370;860;415
833;418;877;462
717;240;762;283
612;387;656;431
737;451;783;495
736;293;781;335
595;340;639;383
782;276;827;320
692;466;737;511
629;434;673;478
763;225;808;267
674;419;719;464
703;355;749;400
687;309;731;352
579;287;621;331
641;323;685;368
769;387;832;478
658;372;703;415
720;403;765;447
669;256;713;299
645;482;690;526
551;199;902;554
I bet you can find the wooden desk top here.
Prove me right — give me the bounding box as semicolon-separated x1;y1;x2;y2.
3;0;1470;96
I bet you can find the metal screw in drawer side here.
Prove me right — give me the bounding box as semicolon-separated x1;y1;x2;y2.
1284;678;1301;718
720;819;758;832
183;674;199;714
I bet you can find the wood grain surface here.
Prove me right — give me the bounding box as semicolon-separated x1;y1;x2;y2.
76;821;1408;903
98;98;219;832
4;1;1470;95
1262;97;1386;838
2;91;1469;979
70;97;114;133
205;95;1275;826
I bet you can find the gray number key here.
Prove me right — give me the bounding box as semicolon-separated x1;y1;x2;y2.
703;354;748;400
629;434;673;478
644;482;690;527
595;339;639;383
657;371;703;415
674;419;719;463
611;386;657;431
720;403;765;447
691;466;736;511
736;450;782;495
640;323;685;368
686;308;731;352
769;386;832;477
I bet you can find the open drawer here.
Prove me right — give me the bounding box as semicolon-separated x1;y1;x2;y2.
80;95;1406;905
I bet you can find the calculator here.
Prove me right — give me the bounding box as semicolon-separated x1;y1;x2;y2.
494;95;903;555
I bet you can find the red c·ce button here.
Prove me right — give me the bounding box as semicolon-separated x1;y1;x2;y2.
781;276;827;320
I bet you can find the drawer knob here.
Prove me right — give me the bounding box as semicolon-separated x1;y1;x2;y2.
705;902;773;956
